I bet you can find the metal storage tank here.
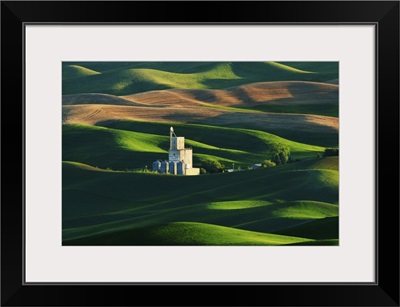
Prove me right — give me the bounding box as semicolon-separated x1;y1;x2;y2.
160;161;169;174
177;161;186;175
169;161;177;175
152;160;161;172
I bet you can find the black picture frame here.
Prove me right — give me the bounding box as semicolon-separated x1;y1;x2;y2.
1;1;399;306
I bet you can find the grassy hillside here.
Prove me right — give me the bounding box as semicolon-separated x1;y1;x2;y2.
95;120;327;157
221;120;338;148
281;62;339;75
63;121;325;170
64;222;314;246
62;124;167;170
62;62;338;95
62;64;100;79
276;217;339;240
62;157;338;244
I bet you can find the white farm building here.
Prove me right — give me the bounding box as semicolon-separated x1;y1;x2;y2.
152;127;200;176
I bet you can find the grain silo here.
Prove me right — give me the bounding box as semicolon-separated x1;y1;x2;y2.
168;127;200;175
160;161;169;174
152;160;161;172
177;161;186;175
169;161;177;175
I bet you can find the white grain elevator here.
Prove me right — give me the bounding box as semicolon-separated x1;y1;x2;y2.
168;127;199;175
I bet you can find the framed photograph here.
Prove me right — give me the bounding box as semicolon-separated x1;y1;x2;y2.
1;1;399;306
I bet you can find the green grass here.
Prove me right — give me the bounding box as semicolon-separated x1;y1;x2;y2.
274;217;339;240
62;124;168;170
62;61;339;95
307;156;339;171
271;200;338;219
63;222;314;246
219;121;338;148
266;62;315;74
287;239;339;246
93;115;338;150
207;200;272;210
62;65;101;79
62;158;338;244
62;62;228;74
281;62;339;75
207;199;338;218
63;121;325;170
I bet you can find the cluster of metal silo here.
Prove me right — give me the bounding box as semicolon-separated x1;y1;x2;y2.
152;160;186;175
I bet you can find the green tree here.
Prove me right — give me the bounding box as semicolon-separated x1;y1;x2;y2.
201;160;225;173
270;144;291;165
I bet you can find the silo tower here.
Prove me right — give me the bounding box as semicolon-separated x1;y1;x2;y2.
167;127;199;175
169;127;188;165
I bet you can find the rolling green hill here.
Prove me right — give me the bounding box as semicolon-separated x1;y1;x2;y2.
62;157;338;244
64;222;314;246
279;62;339;75
63;121;325;170
62;61;338;95
276;217;339;240
95;120;328;157
62;64;101;80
